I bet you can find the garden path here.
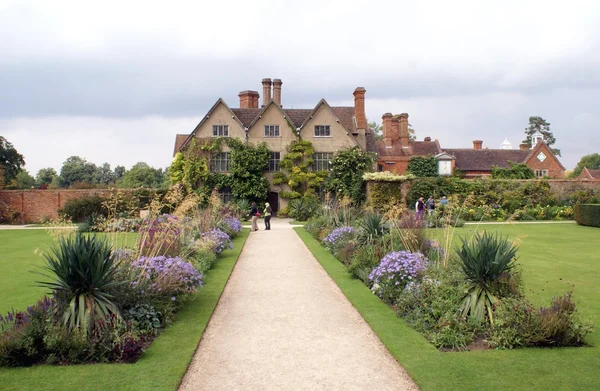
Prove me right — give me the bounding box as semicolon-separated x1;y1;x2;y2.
179;218;418;391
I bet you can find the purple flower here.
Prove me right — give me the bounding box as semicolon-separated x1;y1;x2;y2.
132;256;203;296
200;228;233;255
222;216;242;234
369;251;428;297
323;226;356;250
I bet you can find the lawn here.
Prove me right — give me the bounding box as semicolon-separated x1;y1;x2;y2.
0;228;250;391
296;223;600;391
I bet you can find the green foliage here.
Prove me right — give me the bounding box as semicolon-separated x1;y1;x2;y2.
407;156;438;177
575;204;600;228
357;213;387;245
228;139;270;202
288;196;320;221
117;162;165;189
59;195;107;222
5;170;36;189
35;167;58;186
571;153;600;178
368;182;404;209
0;136;25;187
169;138;221;192
59;156;98;188
456;232;518;324
491;162;535;179
36;233;123;331
326;147;375;203
192;247;218;274
124;304;162;332
279;140;327;198
523;116;560;156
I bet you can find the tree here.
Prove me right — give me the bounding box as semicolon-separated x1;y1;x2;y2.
0;136;25;188
571;153;600;178
326;147;375;203
6;169;36;189
36;167;58;186
117;162;165;188
94;162;116;185
523;116;560;156
368;120;416;142
491;162;535;179
59;156;97;187
114;165;126;180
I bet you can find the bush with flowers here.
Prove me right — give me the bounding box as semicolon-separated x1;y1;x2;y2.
323;226;356;254
199;228;233;255
369;251;428;302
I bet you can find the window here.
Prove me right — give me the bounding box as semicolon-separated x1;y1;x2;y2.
212;125;229;137
377;164;384;172
535;169;548;178
314;125;331;137
218;187;233;204
264;125;280;137
211;152;231;172
269;152;280;172
313;152;333;171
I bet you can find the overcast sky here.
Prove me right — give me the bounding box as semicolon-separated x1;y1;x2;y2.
1;0;599;175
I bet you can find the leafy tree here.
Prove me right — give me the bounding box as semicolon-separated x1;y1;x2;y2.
114;165;126;180
407;156;438;177
326;147;375;203
117;162;165;188
59;156;97;187
36;167;58;186
0;136;25;187
6;169;36;189
523;116;560;156
94;162;116;185
491;162;535;179
571;153;600;178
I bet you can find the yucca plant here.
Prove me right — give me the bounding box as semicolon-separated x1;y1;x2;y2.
36;233;123;332
357;213;387;245
456;231;518;325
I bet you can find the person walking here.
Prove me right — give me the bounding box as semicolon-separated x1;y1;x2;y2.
264;202;272;230
426;196;436;217
415;197;425;220
250;202;259;231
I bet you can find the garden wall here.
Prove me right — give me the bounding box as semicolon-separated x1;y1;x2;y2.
0;189;112;223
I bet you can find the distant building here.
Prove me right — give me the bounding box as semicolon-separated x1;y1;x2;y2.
577;167;600;181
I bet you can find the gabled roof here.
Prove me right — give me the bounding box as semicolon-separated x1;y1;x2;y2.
441;148;530;171
245;100;296;131
299;99;355;133
173;134;188;156
179;99;244;151
581;167;600;179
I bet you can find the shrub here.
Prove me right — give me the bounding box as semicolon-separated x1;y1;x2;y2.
139;214;181;257
456;232;518;324
323;226;356;253
369;251;428;302
59;195;107;222
357;213;387;245
537;292;593;346
199;228;233;255
348;246;379;283
36;233;123;331
124;304;162;333
131;256;203;297
219;215;242;238
489;297;540;349
288;197;320;221
575;203;600;228
193;247;218;273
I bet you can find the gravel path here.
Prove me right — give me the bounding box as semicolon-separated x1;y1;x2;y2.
179;219;418;391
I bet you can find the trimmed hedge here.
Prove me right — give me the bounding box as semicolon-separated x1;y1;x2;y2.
575;204;600;227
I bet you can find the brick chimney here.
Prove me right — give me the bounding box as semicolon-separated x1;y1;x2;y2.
382;113;393;148
424;136;432;142
273;79;282;106
519;143;529;150
238;90;259;109
473;140;483;150
262;78;272;106
391;116;400;142
399;113;409;148
353;87;367;131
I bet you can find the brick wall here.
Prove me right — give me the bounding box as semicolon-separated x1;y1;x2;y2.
0;189;112;223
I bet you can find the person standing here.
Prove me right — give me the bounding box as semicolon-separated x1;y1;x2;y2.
415;197;425;220
264;202;272;230
250;202;259;231
440;196;448;206
426;196;436;216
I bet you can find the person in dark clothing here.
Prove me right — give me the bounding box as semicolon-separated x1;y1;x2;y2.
426;196;436;216
250;202;259;231
264;202;272;230
415;197;425;220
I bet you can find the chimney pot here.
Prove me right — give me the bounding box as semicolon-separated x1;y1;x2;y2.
424;137;431;142
261;78;272;106
238;90;260;109
353;87;367;131
473;140;483;150
519;143;529;150
272;79;282;105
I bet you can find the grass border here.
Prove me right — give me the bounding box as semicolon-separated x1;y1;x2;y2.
0;228;250;391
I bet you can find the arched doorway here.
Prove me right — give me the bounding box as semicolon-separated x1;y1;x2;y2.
267;192;279;215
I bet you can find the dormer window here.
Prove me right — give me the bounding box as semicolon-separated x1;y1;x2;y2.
213;125;229;137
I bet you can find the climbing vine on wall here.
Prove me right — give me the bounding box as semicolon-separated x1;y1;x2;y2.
228;138;271;201
278;140;327;199
406;156;438;177
169;138;223;192
326;147;375;203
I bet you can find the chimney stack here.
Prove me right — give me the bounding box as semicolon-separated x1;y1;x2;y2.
382;113;393;148
399;113;409;148
273;79;282;105
353;87;367;131
391;116;400;142
473;140;483;150
424;137;431;142
262;78;272;106
238;90;260;109
519;143;529;150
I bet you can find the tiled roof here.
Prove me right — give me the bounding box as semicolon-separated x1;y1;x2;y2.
230;108;262;127
375;140;440;158
375;140;409;157
331;107;357;132
365;131;378;153
411;140;441;155
442;149;530;171
173;134;189;156
283;109;313;128
586;169;600;179
231;106;356;131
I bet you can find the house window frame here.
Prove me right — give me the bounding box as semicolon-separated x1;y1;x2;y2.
219;187;233;204
535;169;548;178
212;125;229;137
268;152;281;172
313;152;334;171
210;152;231;172
314;125;331;137
264;125;280;137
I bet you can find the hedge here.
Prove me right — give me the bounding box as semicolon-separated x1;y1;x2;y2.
575;204;600;228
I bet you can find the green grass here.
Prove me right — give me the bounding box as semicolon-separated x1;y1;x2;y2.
296;224;600;391
0;228;250;391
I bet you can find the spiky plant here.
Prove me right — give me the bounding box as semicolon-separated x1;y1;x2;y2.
456;232;518;324
36;233;123;331
357;213;387;245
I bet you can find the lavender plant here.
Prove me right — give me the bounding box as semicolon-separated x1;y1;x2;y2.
199;228;233;255
323;226;356;252
369;251;428;302
131;256;203;296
